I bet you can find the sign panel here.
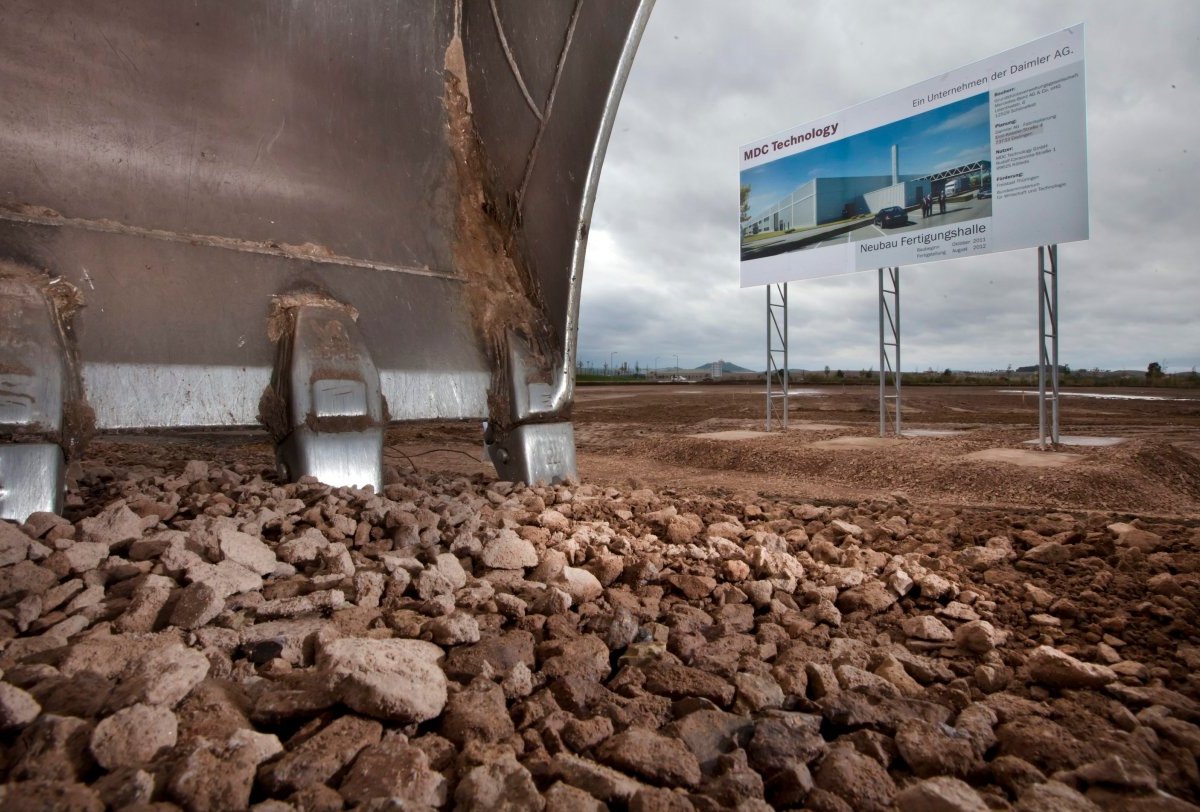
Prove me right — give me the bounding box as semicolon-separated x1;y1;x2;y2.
739;26;1087;287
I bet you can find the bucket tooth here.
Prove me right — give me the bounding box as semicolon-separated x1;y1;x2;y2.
264;295;384;491
485;421;576;486
484;332;577;485
0;268;89;521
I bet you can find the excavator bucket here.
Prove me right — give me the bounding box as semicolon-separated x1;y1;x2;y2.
0;0;654;520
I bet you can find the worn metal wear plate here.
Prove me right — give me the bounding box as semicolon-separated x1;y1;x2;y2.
0;444;65;521
487;422;577;485
0;273;67;433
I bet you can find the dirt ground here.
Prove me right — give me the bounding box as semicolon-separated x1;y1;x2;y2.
355;383;1200;518
573;384;1200;517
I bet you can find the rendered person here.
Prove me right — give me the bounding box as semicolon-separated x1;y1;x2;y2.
939;191;946;214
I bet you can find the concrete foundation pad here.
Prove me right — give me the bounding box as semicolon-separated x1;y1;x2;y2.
787;422;846;431
903;429;965;437
812;436;902;450
1021;435;1126;447
689;430;772;441
963;449;1082;467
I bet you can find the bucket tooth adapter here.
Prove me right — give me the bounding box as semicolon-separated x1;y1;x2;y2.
262;294;385;491
0;266;90;521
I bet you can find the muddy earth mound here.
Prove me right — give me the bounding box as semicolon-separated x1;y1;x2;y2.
0;455;1198;810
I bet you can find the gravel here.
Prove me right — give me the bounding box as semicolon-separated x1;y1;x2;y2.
0;452;1196;809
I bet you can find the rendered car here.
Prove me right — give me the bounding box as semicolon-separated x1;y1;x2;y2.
874;206;908;228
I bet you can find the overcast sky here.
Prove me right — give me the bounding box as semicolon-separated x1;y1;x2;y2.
579;0;1199;375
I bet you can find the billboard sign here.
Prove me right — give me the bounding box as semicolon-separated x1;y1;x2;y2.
739;26;1087;287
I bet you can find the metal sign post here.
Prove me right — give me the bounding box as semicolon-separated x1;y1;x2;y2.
878;267;901;437
1037;245;1060;448
766;283;789;430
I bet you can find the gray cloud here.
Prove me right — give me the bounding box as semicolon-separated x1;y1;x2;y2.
580;0;1200;375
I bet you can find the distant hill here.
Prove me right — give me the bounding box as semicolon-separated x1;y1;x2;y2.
694;361;753;374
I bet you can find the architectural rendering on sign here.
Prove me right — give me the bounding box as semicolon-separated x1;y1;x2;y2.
741;93;992;261
739;26;1087;287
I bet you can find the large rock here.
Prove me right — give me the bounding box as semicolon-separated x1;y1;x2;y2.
1109;524;1167;553
114;574;176;633
814;743;897;812
666;709;755;774
545;781;607;812
559;566;604;603
255;589;345;620
836;582;897;615
169;581;226;630
480;530;538;569
443;631;536;682
454;753;545;812
198;559;264;596
733;671;785;712
643;663;735;706
9;715;96;782
89;703;178;770
217;528;278;575
897;776;989;812
339;736;448;807
57;542;109;574
0;682;42;730
0;561;58;602
1071;754;1157;791
0;521;32;566
443;680;515;745
996;717;1097;774
551;753;651;804
902;615;954;642
955;620;999;655
1026;646;1117;689
317;637;447;722
1015;781;1101;812
108;643;210;710
93;768;155;809
79;504;144;548
429;612;482;646
1023;542;1071;564
895;719;980;778
666;573;716;599
169;737;262;812
540;634;611;683
258;715;382;795
957;546;1008;571
746;715;825;775
596;727;702;788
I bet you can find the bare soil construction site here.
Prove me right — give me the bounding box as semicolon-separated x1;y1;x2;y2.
2;384;1199;810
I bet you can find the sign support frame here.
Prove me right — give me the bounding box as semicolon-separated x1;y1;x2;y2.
878;267;902;437
766;283;789;430
1037;245;1060;447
